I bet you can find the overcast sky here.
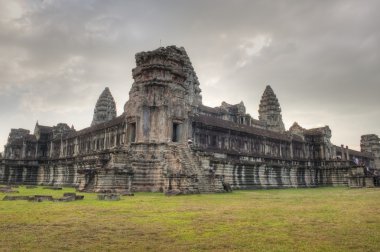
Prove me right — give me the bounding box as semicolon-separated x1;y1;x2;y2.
0;0;379;152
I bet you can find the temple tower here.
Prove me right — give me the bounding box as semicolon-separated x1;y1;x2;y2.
258;85;285;132
124;46;201;144
91;87;117;126
361;134;380;169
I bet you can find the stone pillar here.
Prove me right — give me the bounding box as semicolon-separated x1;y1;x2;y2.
128;175;132;192
320;145;325;160
22;141;26;159
106;132;110;148
35;142;39;159
290;142;294;159
346;146;350;162
65;140;68;156
341;145;345;160
49;142;53;158
59;137;64;158
302;143;306;159
85;137;88;153
104;130;107;149
74;137;79;156
114;131;117;146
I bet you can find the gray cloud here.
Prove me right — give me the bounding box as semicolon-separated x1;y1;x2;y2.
0;0;379;151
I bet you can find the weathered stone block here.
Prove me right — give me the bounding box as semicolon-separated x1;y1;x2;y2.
3;195;30;201
121;191;134;196
43;186;62;190
97;194;120;201
165;189;182;196
75;195;84;200
57;196;76;202
0;187;19;193
29;195;54;202
63;192;76;197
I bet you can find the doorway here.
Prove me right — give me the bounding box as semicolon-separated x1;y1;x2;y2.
128;123;136;143
172;123;180;142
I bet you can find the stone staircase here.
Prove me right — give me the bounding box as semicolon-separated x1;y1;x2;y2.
172;144;198;174
168;143;225;193
75;143;227;194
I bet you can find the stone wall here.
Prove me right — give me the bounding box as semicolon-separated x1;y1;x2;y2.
0;159;78;186
195;150;363;189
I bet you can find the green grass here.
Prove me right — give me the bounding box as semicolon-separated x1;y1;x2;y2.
1;186;379;252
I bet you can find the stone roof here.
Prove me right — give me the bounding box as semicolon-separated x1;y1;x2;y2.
192;114;290;141
219;101;246;114
304;126;330;136
37;125;53;133
289;122;305;132
198;104;219;114
348;149;373;158
333;145;373;158
70;114;125;138
250;118;267;127
198;104;267;129
199;102;247;115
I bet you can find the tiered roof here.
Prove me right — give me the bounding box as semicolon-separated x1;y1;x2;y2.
259;85;282;114
258;85;285;132
91;87;117;126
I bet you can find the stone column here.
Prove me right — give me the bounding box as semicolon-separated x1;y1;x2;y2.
302;143;306;159
104;130;107;149
128;175;132;192
114;131;117;146
65;140;68;156
85;137;88;153
49;142;53;158
320;145;325;160
35;142;39;159
290;142;294;159
341;145;345;160
22;141;26;159
59;137;64;158
74;137;79;156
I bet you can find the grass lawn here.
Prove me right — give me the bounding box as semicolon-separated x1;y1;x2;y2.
0;186;379;252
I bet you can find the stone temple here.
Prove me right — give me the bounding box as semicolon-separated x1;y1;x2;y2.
1;46;379;193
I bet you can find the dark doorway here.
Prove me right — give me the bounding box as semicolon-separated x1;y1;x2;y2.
172;123;180;142
128;123;136;143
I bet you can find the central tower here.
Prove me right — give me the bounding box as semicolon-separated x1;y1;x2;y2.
258;85;285;132
124;46;202;144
